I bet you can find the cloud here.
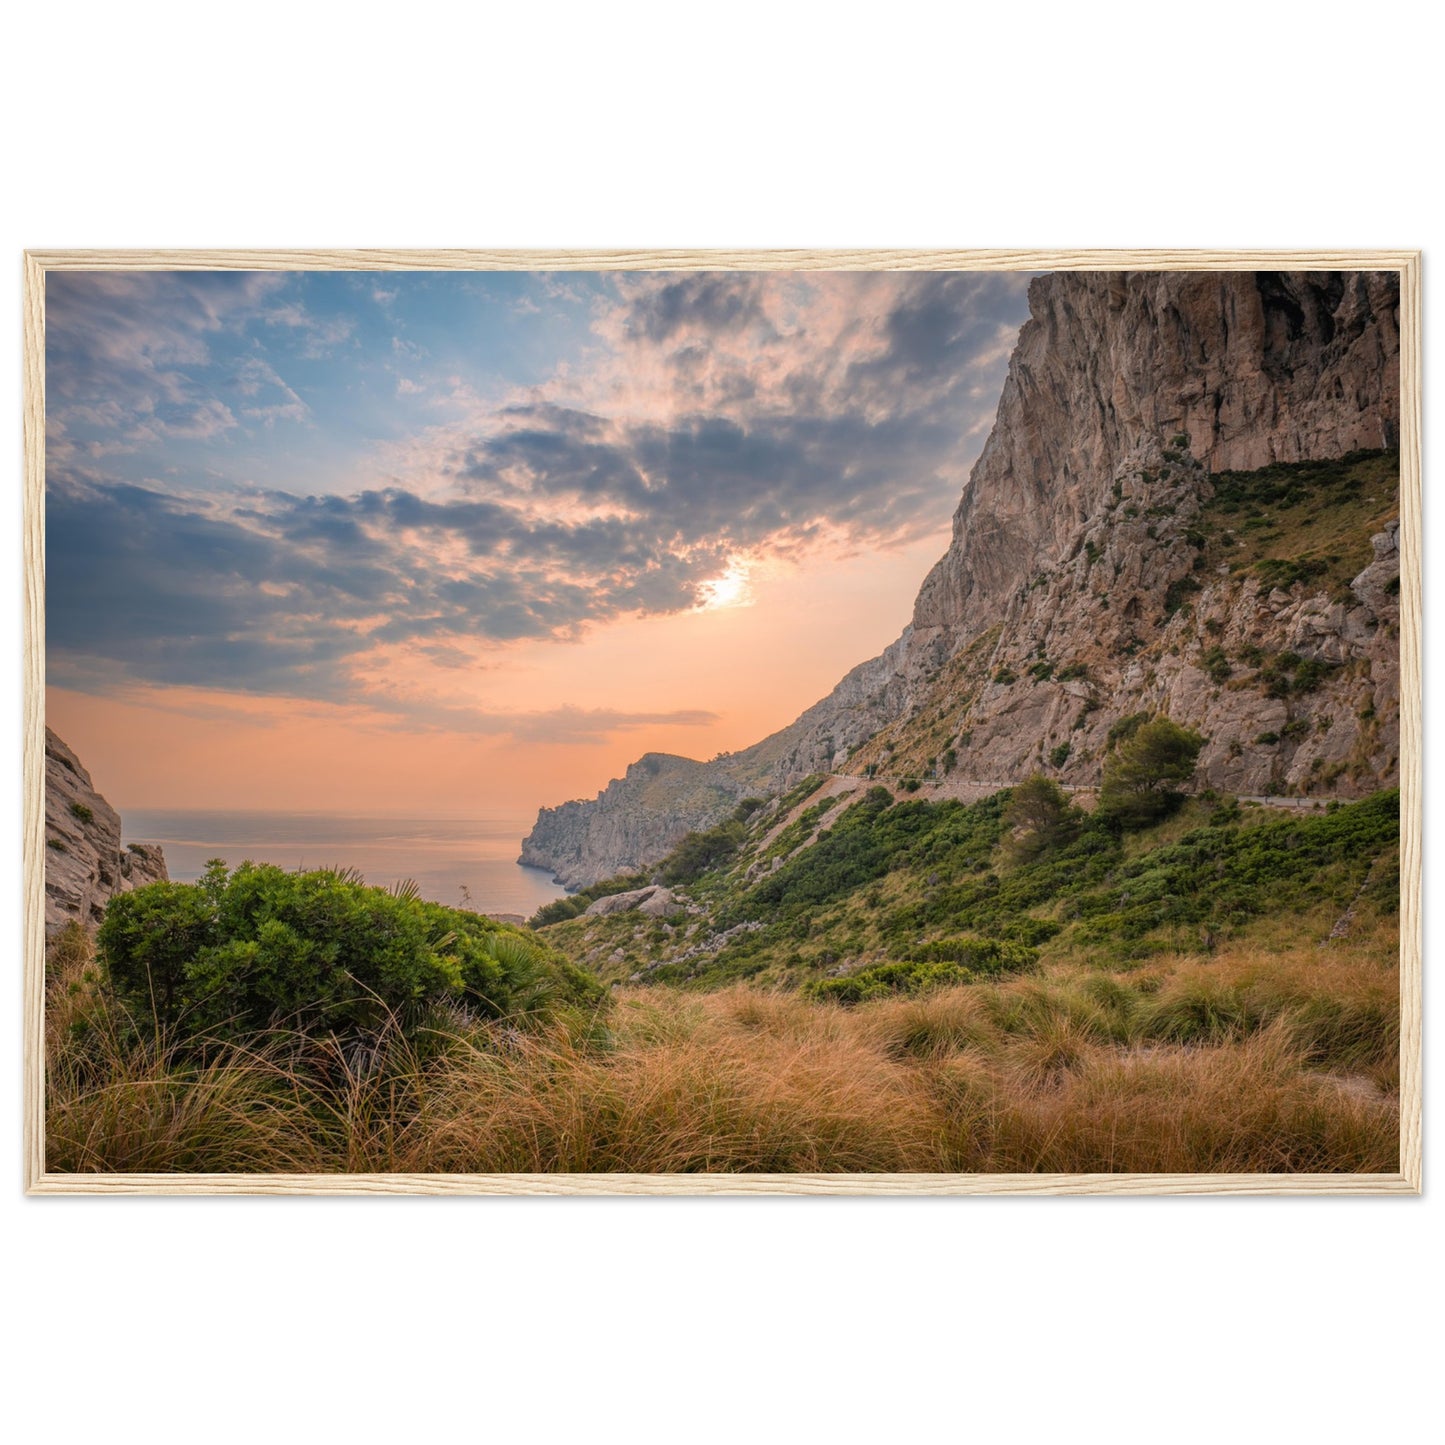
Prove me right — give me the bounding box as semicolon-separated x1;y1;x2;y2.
46;271;315;454
621;274;772;344
47;270;1034;720
372;702;722;744
262;300;355;358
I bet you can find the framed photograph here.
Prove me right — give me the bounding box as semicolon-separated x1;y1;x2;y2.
22;249;1421;1196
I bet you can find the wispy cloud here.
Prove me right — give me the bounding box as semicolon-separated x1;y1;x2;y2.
262;300;355;358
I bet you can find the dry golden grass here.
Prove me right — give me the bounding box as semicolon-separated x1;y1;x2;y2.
44;921;1400;1175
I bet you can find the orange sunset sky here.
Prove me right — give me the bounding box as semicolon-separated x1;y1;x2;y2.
46;269;1033;817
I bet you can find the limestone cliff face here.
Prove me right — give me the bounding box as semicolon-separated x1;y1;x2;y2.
909;270;1399;645
45;729;168;936
757;270;1401;791
521;270;1402;889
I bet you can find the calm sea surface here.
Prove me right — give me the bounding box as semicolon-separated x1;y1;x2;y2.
121;810;568;918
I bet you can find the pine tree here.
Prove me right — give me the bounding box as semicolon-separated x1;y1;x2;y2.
1097;716;1205;830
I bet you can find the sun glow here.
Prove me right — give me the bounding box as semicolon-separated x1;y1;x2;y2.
697;560;754;611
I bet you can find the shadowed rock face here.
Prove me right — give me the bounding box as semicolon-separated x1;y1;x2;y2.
44;729;168;936
521;271;1403;890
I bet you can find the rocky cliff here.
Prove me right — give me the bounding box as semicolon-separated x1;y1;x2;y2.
45;728;168;936
521;270;1402;889
520;752;759;890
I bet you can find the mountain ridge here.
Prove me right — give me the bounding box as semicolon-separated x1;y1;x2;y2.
521;270;1402;891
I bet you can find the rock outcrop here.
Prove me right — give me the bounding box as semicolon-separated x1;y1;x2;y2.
912;270;1399;645
45;728;168;936
522;270;1402;889
583;884;683;920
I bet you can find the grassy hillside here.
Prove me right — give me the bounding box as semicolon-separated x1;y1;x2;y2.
1194;448;1399;598
46;911;1398;1174
537;784;1398;993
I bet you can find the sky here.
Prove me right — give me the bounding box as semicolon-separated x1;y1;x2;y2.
46;268;1034;816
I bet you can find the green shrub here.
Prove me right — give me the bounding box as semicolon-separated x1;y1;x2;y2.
1049;742;1071;768
803;961;971;1004
69;801;94;823
1163;575;1202;617
805;937;1037;1004
1291;657;1338;693
660;820;746;883
99;861;601;1043
1106;711;1151;749
906;937;1039;975
1201;646;1231;684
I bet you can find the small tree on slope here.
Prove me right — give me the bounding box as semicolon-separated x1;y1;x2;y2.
1001;773;1078;864
1097;716;1205;831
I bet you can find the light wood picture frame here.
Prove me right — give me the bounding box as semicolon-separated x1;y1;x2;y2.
22;247;1422;1196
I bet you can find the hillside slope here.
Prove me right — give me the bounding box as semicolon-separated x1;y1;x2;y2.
521;270;1401;890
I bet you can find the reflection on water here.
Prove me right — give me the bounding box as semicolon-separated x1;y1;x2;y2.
121;810;568;918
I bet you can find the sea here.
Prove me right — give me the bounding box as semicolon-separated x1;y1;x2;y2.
120;810;568;919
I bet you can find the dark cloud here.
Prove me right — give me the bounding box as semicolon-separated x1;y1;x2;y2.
623;274;772;344
852;273;1016;387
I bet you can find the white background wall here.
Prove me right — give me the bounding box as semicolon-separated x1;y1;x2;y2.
2;5;1438;1440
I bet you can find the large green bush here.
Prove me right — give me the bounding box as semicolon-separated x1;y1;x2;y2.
99;861;604;1042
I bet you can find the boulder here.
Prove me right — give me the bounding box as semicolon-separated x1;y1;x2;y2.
583;884;684;920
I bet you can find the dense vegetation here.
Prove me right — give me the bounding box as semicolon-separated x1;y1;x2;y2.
541;778;1398;995
1193;447;1398;599
98;861;602;1045
46;916;1399;1173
